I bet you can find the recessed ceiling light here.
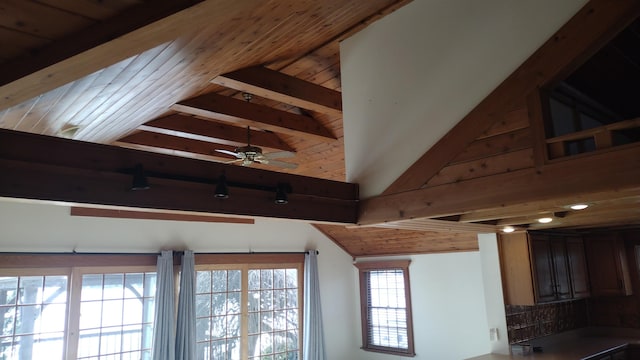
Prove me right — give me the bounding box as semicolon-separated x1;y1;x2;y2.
502;226;515;233
570;204;589;210
538;217;553;224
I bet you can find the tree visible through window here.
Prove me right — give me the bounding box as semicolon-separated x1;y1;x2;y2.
195;264;302;360
355;260;415;357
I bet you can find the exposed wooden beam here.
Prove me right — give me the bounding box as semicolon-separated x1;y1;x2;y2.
211;66;342;116
381;0;640;195
0;129;358;223
70;206;255;224
171;93;336;141
361;218;498;233
0;0;210;110
359;145;640;225
138;114;295;152
115;131;239;161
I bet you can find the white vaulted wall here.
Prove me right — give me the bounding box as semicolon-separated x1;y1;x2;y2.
0;200;361;359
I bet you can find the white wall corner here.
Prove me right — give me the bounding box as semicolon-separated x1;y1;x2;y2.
478;233;510;355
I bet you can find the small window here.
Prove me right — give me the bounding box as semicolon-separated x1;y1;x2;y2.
355;260;415;357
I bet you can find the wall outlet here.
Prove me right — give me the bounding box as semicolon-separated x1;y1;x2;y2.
489;328;499;342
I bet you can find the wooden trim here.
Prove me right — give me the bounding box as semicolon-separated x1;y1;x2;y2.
171;93;336;141
195;253;304;265
70;206;255;224
354;260;411;270
546;117;640;143
381;0;640;195
212;66;342;116
0;254;158;268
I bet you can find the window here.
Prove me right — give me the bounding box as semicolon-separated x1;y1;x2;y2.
0;256;156;360
355;260;415;357
194;255;303;360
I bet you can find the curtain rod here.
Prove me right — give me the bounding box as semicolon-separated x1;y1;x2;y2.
0;250;319;256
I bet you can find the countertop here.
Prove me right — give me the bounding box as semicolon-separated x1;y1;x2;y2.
466;328;640;360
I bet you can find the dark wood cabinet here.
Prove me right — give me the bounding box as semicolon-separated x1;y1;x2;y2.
584;234;632;296
530;233;572;303
499;231;590;305
566;235;591;299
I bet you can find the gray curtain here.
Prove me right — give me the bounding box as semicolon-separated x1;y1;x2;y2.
302;250;326;360
175;250;196;360
151;250;176;360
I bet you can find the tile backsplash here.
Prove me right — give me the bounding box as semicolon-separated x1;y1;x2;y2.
505;300;588;343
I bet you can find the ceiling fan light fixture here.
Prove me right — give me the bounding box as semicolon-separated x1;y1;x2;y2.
214;175;229;199
131;164;150;191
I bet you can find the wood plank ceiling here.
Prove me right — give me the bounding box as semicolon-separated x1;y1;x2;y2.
1;0;637;258
1;0;459;258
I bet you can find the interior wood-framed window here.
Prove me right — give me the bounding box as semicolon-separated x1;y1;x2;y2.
355;260;415;357
194;253;304;360
0;254;157;360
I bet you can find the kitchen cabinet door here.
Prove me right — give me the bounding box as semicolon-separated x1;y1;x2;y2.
566;236;590;299
585;234;632;296
550;239;572;300
530;234;557;303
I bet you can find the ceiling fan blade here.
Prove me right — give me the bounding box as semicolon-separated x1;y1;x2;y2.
216;149;242;158
264;159;298;169
264;151;296;159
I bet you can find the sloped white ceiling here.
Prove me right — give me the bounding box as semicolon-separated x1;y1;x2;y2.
341;0;587;198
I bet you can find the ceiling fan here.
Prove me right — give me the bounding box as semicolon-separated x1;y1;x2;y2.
216;126;298;169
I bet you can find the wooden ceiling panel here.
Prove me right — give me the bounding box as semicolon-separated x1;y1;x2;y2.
314;224;479;257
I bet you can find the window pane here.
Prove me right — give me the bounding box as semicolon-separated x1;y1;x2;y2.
19;276;43;304
0;277;18;305
196;271;211;294
81;274;103;301
0;274;68;360
77;272;155;358
359;265;414;355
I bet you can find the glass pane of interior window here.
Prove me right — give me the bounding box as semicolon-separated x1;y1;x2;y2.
0;274;68;360
77;272;155;359
286;269;297;288
19;276;43;304
367;270;409;350
103;274;124;300
143;273;156;298
261;270;273;289
549;97;576;137
43;276;67;304
197;271;211;294
196;293;211;318
213;271;227;293
0;277;18;305
249;271;260;290
228;270;241;292
124;273;144;299
273;269;285;289
81;274;103;301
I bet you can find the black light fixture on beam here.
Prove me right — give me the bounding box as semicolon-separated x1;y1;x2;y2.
275;183;291;205
131;164;150;191
214;174;229;199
